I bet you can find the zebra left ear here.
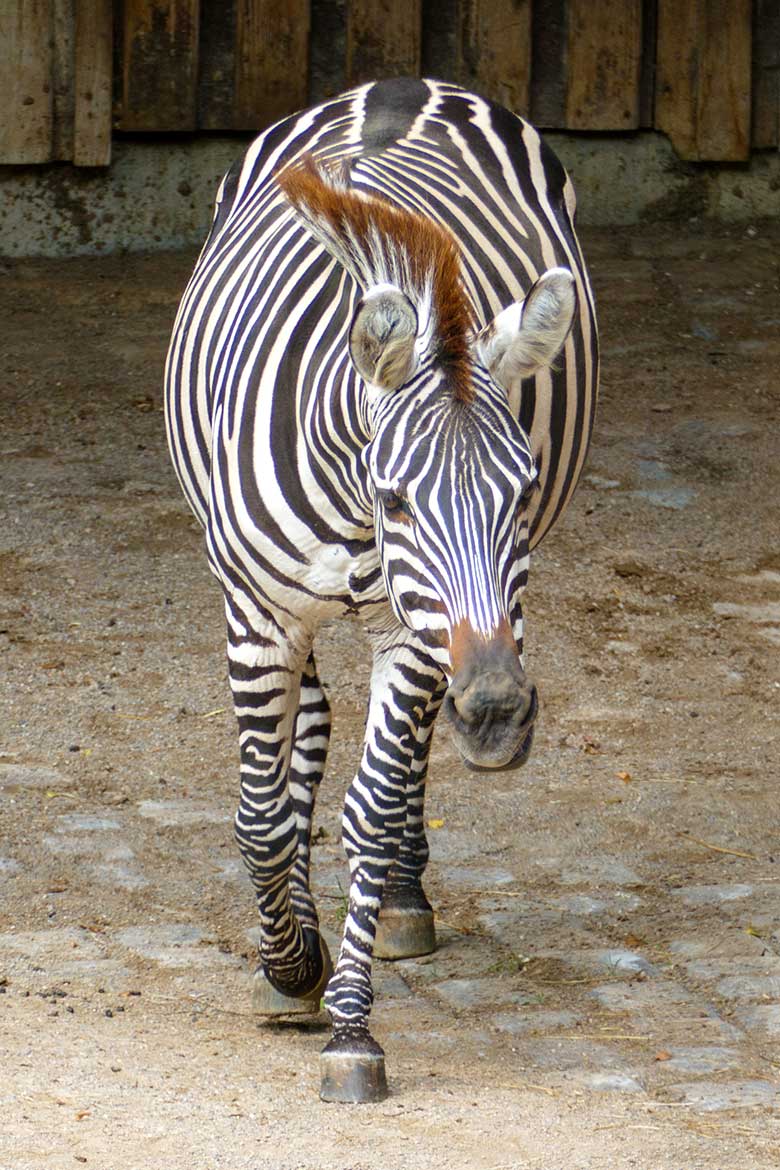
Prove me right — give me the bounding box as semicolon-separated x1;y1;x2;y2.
349;286;419;392
476;268;576;395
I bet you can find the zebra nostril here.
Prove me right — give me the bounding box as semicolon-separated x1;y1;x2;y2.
452;684;478;725
451;672;526;728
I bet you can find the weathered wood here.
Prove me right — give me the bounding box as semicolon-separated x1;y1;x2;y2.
421;0;460;83
638;0;657;129
197;0;238;130
309;0;347;105
565;0;642;130
461;0;530;114
697;0;751;160
656;0;752;161
73;0;112;166
52;0;75;161
655;0;698;157
234;0;310;129
752;0;780;149
0;0;54;164
347;0;421;85
119;0;199;132
530;0;567;128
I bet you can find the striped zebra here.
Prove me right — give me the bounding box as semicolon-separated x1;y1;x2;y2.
165;77;597;1103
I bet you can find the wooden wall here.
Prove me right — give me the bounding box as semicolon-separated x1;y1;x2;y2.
0;0;776;167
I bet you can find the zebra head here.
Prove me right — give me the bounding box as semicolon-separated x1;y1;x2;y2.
357;272;574;771
279;158;576;771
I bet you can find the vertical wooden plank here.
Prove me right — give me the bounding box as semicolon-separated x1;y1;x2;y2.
52;0;75;161
638;0;657;129
565;0;642;130
73;0;112;166
656;0;751;161
197;0;238;130
655;0;698;157
119;0;199;131
421;0;461;83
309;0;347;105
697;0;751;160
0;1;54;163
530;0;567;127
347;0;421;85
751;0;779;149
234;0;310;128
461;0;530;113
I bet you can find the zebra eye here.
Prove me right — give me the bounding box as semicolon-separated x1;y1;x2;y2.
519;480;539;509
380;490;411;519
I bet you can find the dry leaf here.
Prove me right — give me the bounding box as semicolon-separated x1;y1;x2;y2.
654;1050;672;1062
616;770;632;783
427;818;445;830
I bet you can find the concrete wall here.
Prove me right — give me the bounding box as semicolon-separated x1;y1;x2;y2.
1;132;779;258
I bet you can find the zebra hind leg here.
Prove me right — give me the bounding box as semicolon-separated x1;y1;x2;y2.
227;607;331;1015
252;651;334;1013
374;679;445;960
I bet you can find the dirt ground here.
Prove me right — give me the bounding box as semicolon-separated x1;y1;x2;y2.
1;219;779;1170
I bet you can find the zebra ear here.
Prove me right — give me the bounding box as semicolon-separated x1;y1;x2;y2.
476;268;576;394
349;286;418;392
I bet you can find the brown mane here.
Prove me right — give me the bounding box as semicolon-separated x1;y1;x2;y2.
277;155;474;403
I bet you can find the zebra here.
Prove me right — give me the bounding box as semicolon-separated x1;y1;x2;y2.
165;77;597;1103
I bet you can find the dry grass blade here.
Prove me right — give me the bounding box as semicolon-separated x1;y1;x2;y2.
535;976;594;985
594;1123;664;1132
677;831;758;860
557;1033;651;1041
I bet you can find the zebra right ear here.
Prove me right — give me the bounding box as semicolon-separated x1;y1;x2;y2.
476;268;576;395
349;286;418;392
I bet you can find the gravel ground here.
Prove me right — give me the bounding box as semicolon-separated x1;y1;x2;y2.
1;220;779;1169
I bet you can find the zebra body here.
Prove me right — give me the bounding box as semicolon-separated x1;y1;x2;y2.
165;77;597;1101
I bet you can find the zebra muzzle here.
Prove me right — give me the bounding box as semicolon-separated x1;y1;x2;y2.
444;623;538;771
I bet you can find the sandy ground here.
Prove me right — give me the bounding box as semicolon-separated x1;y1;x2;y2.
1;220;779;1169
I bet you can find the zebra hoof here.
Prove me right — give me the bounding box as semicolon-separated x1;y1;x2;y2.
252;936;333;1016
374;905;436;959
319;1032;388;1104
374;886;436;959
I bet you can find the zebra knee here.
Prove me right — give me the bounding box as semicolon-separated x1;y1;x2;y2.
233;797;297;893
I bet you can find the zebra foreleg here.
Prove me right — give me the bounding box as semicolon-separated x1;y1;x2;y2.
227;607;331;1012
320;635;438;1102
374;678;446;960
